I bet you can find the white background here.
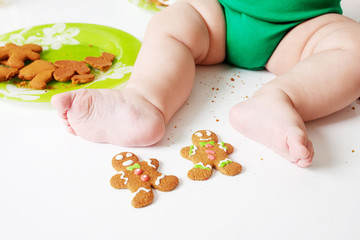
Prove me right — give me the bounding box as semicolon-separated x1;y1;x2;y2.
0;0;359;239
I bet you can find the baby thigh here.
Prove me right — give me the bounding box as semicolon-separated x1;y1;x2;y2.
127;0;226;123
265;14;360;120
145;0;226;65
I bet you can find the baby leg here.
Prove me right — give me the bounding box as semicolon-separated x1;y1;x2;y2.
230;14;360;167
51;0;225;146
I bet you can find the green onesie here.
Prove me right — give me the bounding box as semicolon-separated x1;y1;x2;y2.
218;0;342;69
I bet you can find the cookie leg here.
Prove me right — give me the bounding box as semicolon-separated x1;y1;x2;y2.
131;187;154;208
216;159;242;176
153;175;179;192
187;166;212;181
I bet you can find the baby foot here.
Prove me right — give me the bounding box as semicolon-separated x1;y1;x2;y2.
229;90;313;168
51;88;166;146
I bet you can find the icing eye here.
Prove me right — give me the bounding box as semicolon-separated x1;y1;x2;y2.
115;154;124;160
206;131;212;136
195;132;203;137
126;153;133;157
122;160;134;166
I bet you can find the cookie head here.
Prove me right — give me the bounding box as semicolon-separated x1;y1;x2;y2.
192;130;218;145
112;152;139;171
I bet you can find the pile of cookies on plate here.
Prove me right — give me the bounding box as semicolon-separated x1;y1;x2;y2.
0;43;114;89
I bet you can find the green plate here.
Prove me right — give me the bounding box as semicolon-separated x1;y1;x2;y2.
128;0;174;12
0;23;141;102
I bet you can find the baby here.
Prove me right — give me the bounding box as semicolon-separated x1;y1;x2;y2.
51;0;360;168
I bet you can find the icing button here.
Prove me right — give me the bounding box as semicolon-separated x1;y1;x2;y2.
205;149;215;154
141;175;150;182
205;144;214;148
207;155;215;160
134;169;143;175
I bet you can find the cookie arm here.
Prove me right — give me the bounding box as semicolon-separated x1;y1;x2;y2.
219;142;234;154
110;173;128;189
180;146;192;160
225;143;234;154
143;158;159;170
152;175;179;192
0;48;8;60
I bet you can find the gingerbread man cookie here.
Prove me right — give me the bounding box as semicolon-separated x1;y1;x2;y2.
180;130;242;180
110;152;179;208
53;60;93;82
0;43;42;69
18;60;56;89
84;52;115;71
0;66;18;82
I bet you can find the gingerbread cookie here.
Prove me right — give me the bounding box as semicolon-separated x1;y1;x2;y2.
71;74;95;84
0;42;115;88
84;52;115;71
0;66;18;82
53;60;93;82
180;130;242;180
110;152;179;208
0;43;42;69
18;60;56;90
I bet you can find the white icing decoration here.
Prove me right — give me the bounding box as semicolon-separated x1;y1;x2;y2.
199;138;211;141
155;175;165;185
144;159;156;168
118;171;128;185
122;160;134;166
115;154;124;160
195;132;203;137
190;145;197;156
218;158;231;167
126;153;133;157
218;142;227;151
195;162;212;169
133;187;151;196
206;130;212;136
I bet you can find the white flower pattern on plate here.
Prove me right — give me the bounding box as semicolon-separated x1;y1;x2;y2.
0;23;80;50
0;84;46;101
90;61;133;85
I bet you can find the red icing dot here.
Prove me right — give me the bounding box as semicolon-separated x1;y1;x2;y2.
141;175;150;182
207;155;216;160
205;149;215;154
134;169;143;175
205;144;214;148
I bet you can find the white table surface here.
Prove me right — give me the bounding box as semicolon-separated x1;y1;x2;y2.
0;1;359;240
